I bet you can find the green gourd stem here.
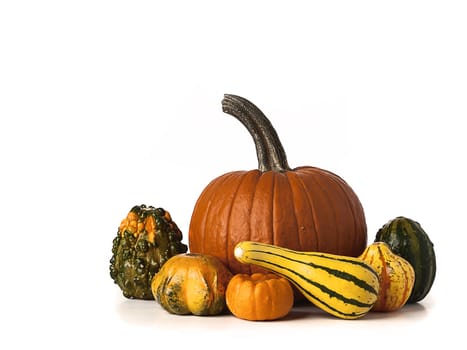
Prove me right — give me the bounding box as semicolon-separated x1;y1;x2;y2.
221;94;291;172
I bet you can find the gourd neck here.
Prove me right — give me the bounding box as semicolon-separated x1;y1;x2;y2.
221;94;291;173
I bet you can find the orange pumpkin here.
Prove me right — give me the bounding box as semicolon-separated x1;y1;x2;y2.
226;273;294;321
188;94;367;275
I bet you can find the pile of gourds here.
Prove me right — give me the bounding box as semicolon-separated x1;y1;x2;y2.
110;95;436;321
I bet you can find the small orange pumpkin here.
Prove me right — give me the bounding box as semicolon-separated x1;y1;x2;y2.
225;273;294;321
189;95;367;277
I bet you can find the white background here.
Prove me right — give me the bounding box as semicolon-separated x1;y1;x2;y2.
1;1;466;349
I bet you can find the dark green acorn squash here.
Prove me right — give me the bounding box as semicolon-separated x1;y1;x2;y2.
375;216;436;303
109;204;188;299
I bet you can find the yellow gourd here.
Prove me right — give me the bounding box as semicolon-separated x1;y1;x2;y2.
234;241;380;319
151;253;233;316
359;242;415;312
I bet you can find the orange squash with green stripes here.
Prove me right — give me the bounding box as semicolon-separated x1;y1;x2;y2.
359;242;415;312
234;241;380;319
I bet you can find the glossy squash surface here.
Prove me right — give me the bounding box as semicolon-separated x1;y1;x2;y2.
234;241;379;319
359;242;415;311
375;216;436;303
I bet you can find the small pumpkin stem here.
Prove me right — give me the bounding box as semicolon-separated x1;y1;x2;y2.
221;94;291;172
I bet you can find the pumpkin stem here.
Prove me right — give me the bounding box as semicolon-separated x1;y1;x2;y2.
221;94;291;172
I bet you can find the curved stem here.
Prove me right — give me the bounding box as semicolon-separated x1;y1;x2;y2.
221;94;290;172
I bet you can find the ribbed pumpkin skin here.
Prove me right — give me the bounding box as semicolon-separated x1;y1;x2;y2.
226;273;294;321
189;167;367;275
375;217;436;303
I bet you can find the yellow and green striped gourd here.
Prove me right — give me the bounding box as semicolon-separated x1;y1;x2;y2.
234;241;380;319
